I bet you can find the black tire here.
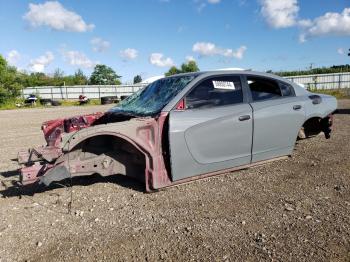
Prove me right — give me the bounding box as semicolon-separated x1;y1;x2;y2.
101;96;117;105
51;100;62;106
120;95;128;101
39;98;53;106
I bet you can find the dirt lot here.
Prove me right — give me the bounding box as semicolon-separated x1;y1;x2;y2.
0;101;349;262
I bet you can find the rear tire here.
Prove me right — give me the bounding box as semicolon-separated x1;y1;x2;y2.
101;96;118;105
39;98;53;106
51;100;61;106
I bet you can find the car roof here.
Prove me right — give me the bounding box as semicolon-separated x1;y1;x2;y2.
161;70;308;112
163;70;288;82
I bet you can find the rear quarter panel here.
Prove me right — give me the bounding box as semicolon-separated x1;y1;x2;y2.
303;94;338;120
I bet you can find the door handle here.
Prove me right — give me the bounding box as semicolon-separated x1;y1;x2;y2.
239;115;251;121
293;105;302;110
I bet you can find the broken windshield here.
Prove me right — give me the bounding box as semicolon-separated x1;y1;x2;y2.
109;75;197;116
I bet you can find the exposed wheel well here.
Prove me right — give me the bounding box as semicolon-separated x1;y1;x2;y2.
69;135;147;182
298;117;323;139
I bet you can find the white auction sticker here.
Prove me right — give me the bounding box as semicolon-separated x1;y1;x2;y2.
212;81;236;90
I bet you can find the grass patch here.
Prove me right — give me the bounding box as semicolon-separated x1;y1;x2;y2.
60;99;102;106
0;98;27;110
0;98;103;110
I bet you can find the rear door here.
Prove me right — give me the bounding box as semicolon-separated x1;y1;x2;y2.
168;75;253;181
245;76;306;162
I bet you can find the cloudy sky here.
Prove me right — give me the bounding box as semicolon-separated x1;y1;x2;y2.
0;0;349;82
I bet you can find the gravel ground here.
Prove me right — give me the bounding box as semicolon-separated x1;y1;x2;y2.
0;101;349;262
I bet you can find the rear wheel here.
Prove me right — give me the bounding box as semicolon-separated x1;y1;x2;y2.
39;98;53;106
101;96;119;105
51;100;61;106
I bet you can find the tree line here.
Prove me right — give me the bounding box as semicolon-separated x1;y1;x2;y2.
271;64;350;77
0;53;201;105
1;51;349;106
0;54;127;105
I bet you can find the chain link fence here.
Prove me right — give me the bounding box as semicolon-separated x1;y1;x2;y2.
285;72;350;90
21;84;147;100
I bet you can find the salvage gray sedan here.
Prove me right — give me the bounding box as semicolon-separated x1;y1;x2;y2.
18;71;337;192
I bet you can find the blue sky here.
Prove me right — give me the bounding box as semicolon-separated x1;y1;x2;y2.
0;0;349;83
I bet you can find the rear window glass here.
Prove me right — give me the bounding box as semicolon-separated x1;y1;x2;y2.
247;77;282;101
280;83;294;97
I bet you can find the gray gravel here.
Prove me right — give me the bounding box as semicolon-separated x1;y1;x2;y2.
0;101;349;261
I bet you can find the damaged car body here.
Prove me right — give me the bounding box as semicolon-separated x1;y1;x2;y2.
18;71;337;192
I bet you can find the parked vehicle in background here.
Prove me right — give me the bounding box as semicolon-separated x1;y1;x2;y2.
18;71;337;192
24;94;38;106
100;96;119;105
78;95;90;105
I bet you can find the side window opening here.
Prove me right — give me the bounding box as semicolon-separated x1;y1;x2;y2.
280;82;294;97
247;77;282;101
185;76;243;109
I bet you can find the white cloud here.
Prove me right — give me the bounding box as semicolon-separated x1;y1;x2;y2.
185;55;196;62
299;8;350;42
223;46;247;59
298;19;312;28
28;51;54;72
120;48;138;60
62;50;97;69
193;42;217;56
337;48;345;55
23;1;95;32
259;1;350;42
177;26;185;33
192;42;247;59
6;50;21;66
91;38;110;52
149;53;174;67
195;0;221;12
260;0;299;28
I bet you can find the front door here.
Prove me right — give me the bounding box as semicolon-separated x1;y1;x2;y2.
168;75;253;181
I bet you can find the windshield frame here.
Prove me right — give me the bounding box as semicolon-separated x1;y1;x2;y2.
109;73;200;117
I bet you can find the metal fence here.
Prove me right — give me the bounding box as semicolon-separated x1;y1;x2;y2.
22;72;350;100
285;72;350;90
22;84;147;100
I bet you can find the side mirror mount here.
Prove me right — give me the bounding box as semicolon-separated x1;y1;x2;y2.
175;99;186;111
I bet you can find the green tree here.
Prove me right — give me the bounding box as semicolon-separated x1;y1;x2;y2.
23;72;50;87
274;64;350;77
73;69;88;85
53;68;64;78
165;61;200;76
181;61;199;73
165;66;181;76
0;55;23;104
52;68;65;86
89;64;121;85
133;75;142;84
